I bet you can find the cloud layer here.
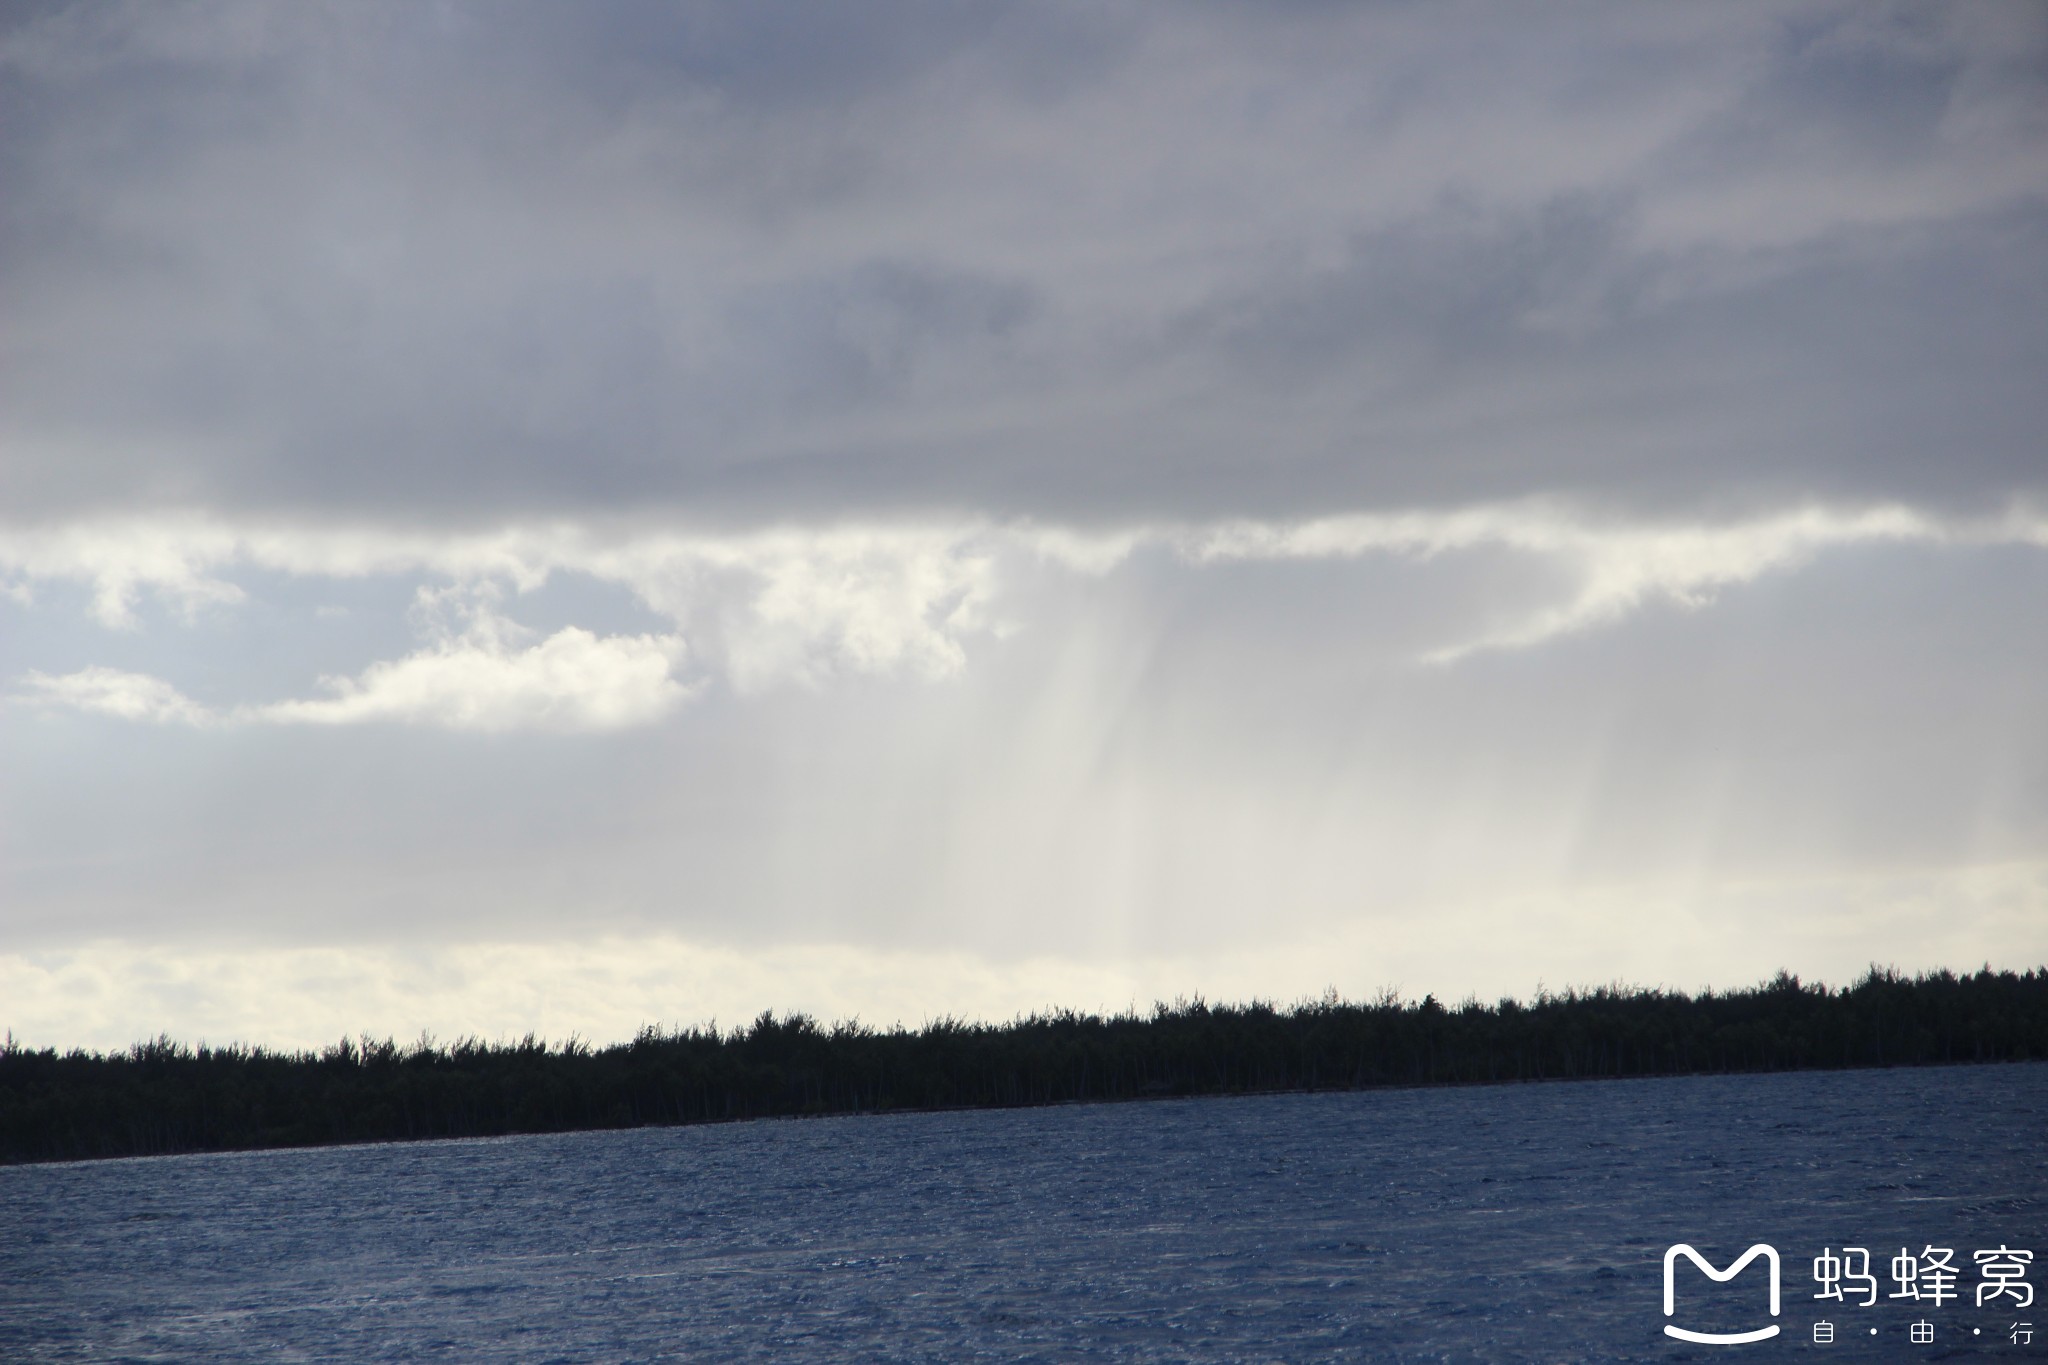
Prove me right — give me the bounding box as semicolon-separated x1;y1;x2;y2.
3;3;2043;1046
8;854;2043;1052
7;503;2046;730
3;1;2043;525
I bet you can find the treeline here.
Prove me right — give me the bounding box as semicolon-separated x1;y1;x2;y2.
3;966;2045;1165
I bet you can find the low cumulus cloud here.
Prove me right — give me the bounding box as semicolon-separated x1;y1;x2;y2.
20;627;690;734
1187;503;2048;661
19;665;217;727
7;503;2047;731
259;619;690;734
3;518;1009;726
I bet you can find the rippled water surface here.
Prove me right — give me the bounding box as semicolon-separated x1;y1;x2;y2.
4;1063;2043;1361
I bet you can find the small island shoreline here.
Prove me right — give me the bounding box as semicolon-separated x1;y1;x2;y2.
6;966;2043;1167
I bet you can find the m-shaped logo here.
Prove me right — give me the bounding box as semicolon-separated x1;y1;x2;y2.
1663;1243;1781;1344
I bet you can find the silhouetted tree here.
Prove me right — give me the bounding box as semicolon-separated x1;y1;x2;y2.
3;966;2043;1164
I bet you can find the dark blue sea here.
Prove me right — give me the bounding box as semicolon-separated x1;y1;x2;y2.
4;1063;2043;1361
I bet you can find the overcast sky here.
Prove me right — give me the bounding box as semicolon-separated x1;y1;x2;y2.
3;0;2045;1049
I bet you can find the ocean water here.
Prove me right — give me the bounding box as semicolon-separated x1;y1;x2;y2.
2;1063;2042;1362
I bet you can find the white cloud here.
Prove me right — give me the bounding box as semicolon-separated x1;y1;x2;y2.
17;665;215;726
587;526;1001;692
256;613;692;733
0;516;1007;696
14;601;694;734
0;519;246;627
7;858;2042;1051
5;502;2046;730
0;936;1164;1053
1185;503;1952;661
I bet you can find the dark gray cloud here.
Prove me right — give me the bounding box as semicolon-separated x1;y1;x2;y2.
3;0;2042;525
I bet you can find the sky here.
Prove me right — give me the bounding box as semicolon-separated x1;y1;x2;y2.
3;0;2045;1050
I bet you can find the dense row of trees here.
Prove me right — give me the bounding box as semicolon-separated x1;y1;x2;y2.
4;966;2044;1164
